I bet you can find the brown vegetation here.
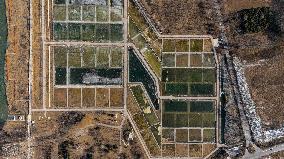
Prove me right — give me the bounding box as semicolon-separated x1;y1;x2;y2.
110;88;124;108
5;0;30;114
175;144;188;157
245;52;284;130
203;144;216;157
162;144;175;157
82;88;96;108
31;111;127;158
96;88;110;108
31;0;43;109
224;0;284;131
140;0;218;35
223;0;271;14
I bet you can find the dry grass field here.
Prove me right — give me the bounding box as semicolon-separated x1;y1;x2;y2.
31;111;145;158
223;0;284;129
223;0;284;131
140;0;218;35
264;150;284;158
223;0;271;14
141;1;283;134
5;0;30;114
245;52;284;130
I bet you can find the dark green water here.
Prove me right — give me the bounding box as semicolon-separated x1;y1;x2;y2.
0;0;8;123
128;48;159;109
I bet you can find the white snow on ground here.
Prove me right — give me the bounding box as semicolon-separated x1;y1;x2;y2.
233;57;284;143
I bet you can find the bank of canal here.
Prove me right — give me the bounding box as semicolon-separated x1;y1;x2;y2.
0;0;8;123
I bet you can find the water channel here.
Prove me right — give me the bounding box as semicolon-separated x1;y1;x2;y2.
0;0;8;123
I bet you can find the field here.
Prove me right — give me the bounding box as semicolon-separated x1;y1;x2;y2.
109;88;124;107
54;46;124;69
96;88;109;108
162;112;215;128
162;99;216;148
176;129;189;142
162;144;175;157
203;38;213;52
245;53;284;130
162;53;175;67
53;46;123;86
82;88;96;107
127;86;161;157
160;143;217;157
161;38;216;96
5;0;30;114
161;68;216;96
111;48;123;67
131;85;159;124
190;39;203;52
223;0;271;14
128;18;162;78
223;0;284;136
163;100;215;113
128;19;140;38
160;36;217;158
163;39;189;52
52;87;124;108
68;88;81;107
203;53;215;67
188;129;201;142
139;0;219;35
188;144;202;157
161;98;216;157
162;129;175;143
53;1;124;42
128;0;162;57
163;52;215;68
144;50;161;77
203;129;215;142
203;144;216;157
163;39;208;53
162;38;215;67
175;144;188;157
54;23;124;42
128;1;163;79
30;111;148;159
176;54;188;67
263;150;284;158
0;121;28;158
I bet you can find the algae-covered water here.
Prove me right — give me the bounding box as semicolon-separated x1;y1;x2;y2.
0;0;8;123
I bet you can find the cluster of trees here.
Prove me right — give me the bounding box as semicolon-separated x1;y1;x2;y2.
238;7;281;34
